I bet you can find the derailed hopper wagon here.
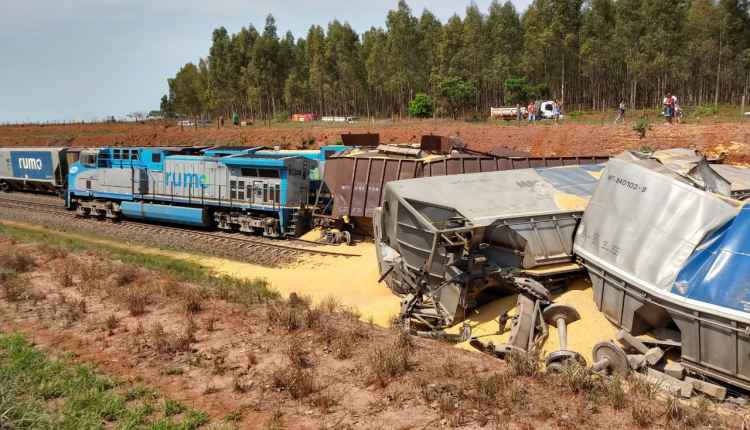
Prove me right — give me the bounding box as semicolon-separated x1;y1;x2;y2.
574;150;750;389
320;134;609;240
374;164;604;331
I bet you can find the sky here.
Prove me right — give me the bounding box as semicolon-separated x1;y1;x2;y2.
0;0;532;123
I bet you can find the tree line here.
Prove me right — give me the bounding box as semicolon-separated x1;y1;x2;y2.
161;0;750;120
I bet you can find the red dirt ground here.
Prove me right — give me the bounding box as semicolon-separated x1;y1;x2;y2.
1;120;748;164
2;235;745;429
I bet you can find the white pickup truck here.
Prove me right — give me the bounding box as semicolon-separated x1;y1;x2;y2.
491;101;561;120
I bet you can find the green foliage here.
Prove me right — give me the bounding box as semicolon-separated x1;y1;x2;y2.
0;333;210;430
408;93;434;118
693;105;720;117
633;117;650;139
163;2;750;118
438;77;477;118
504;78;527;104
160;95;175;119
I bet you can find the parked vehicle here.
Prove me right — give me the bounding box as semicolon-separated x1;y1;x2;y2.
538;101;561;119
490;106;527;120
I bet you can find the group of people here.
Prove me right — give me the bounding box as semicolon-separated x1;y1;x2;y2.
663;93;681;123
614;93;681;124
516;100;562;122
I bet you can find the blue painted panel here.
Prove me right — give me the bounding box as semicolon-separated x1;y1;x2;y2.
534;164;604;197
10;151;54;180
220;157;288;167
120;201;209;227
673;205;750;313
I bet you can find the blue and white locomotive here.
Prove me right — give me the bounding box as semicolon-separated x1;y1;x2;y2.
66;146;325;237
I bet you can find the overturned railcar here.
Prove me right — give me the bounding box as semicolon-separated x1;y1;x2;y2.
574;151;750;389
374;164;604;330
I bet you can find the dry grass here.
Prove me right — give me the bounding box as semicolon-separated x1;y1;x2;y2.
104;314;119;333
368;330;414;387
61;298;87;326
271;366;317;399
630;400;656;427
1;275;26;302
0;250;36;273
123;288;150;316
506;349;541;377
181;287;208;315
149;318;195;355
556;361;599;394
263;410;283;430
57;262;75;288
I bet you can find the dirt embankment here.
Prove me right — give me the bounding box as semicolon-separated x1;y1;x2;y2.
1;120;748;164
1;233;745;429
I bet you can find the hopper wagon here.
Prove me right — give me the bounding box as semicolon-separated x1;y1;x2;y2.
574;149;750;390
0;147;79;194
320;135;609;242
374;163;605;330
66;146;317;237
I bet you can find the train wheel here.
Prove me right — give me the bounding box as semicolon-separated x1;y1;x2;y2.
0;182;8;192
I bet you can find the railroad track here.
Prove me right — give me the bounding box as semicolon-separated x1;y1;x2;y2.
0;194;361;259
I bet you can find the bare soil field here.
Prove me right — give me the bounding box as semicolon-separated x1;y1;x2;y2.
1;224;747;429
1;119;748;164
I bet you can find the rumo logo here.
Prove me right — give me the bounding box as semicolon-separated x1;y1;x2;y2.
164;172;208;189
18;158;43;170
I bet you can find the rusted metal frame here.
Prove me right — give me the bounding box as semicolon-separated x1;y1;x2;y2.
362;158;373;217
376;159;388;208
346;157;358;217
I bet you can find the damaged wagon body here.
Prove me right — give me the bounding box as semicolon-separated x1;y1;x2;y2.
374;164;604;330
575;150;750;389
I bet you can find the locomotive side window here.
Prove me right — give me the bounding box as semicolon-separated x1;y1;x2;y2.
151;153;161;163
246;184;252;200
238;181;245;200
258;169;279;178
230;180;237;199
113;149;121;160
241;168;257;177
130;151;139;160
80;153;97;167
275;184;280;203
263;183;268;202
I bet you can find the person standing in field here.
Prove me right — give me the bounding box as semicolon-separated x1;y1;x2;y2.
553;100;561;123
672;94;681;124
516;103;523;121
527;101;535;122
615;100;626;123
664;93;674;124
